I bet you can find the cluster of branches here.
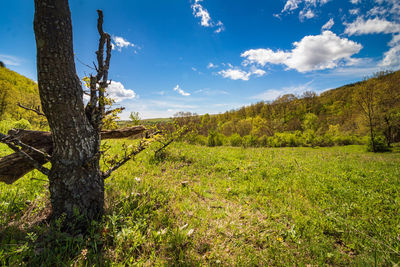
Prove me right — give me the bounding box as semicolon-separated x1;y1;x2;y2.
84;10;112;131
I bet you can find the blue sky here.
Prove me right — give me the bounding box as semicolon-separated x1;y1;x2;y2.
1;0;399;119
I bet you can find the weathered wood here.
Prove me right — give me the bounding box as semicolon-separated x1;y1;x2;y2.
0;126;146;184
101;125;146;139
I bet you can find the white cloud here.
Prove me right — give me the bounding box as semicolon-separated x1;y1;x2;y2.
322;18;334;31
218;69;251;81
380;34;400;67
251;69;267;77
218;66;267;81
207;62;217;69
277;0;330;20
344;17;400;35
83;80;136;102
282;0;301;12
380;45;400;67
191;0;224;33
349;8;360;15
214;21;225;33
299;9;315;20
112;36;135;52
241;31;362;73
107;81;137;102
192;0;211;26
343;1;400;68
350;0;361;4
194;88;229;96
0;54;22;66
173;85;191;96
242;49;289;66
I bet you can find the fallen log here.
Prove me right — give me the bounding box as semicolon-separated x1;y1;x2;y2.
0;126;146;184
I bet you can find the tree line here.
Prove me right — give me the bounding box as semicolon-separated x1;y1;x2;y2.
173;70;400;151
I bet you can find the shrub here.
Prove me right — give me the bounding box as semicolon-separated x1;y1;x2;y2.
302;130;316;147
0;120;13;134
257;135;269;147
268;132;300;147
367;135;390;152
229;133;242;147
195;135;207;146
13;119;32;130
242;135;258;147
207;131;223;147
0;119;32;135
333;135;354;146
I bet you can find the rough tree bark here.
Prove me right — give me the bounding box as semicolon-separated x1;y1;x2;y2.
34;0;104;220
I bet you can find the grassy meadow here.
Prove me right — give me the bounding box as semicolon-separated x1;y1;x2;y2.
0;141;399;266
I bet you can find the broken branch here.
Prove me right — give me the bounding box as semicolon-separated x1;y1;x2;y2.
0;135;50;176
17;102;45;117
0;126;146;184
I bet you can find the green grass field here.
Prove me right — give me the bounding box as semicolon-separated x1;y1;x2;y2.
1;142;399;266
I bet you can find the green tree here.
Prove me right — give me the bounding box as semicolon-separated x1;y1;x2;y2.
303;113;319;131
354;79;378;152
129;111;141;125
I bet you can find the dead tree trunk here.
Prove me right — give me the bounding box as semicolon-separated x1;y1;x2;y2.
34;0;103;220
0;126;146;184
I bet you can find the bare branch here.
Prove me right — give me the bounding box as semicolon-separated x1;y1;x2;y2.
17;102;45;117
75;55;96;71
102;140;148;179
5;136;51;161
104;107;125;116
154;139;174;155
95;10;105;82
102;130;162;179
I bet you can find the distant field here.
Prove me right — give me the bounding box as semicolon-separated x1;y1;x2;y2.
118;117;172;127
1;142;399;265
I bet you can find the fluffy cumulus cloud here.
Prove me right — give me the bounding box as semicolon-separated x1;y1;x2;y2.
343;0;400;67
112;36;135;52
241;31;362;73
191;0;224;33
344;17;400;35
241;49;289;66
107;81;136;102
218;66;266;81
350;0;361;4
173;85;191;96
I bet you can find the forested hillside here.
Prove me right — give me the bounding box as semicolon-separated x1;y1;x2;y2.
175;71;400;149
0;66;46;130
1;65;400;149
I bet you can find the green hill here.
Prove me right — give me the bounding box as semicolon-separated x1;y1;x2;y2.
177;70;400;148
0;66;45;128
